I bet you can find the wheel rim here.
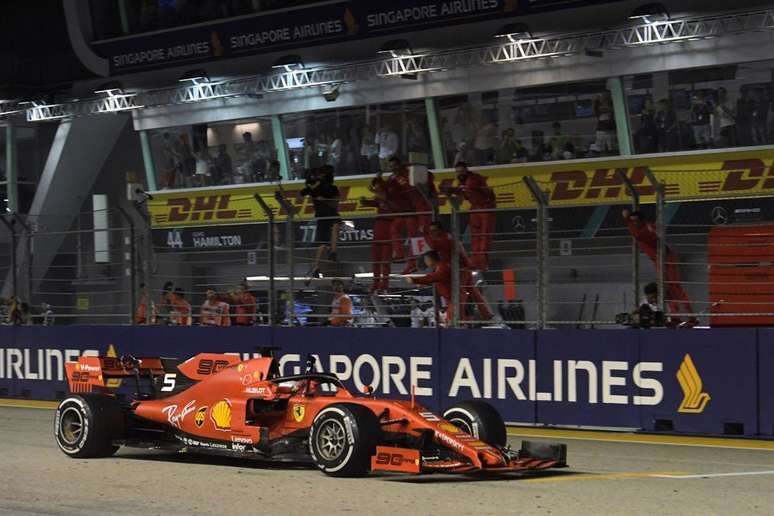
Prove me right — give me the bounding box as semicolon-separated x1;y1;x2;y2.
59;407;84;446
448;417;474;436
316;418;347;461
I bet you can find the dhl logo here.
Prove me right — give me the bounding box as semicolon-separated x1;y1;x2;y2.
154;195;253;224
676;354;711;414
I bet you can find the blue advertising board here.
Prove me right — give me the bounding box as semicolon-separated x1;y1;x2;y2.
0;326;770;437
439;329;536;424
758;329;774;436
91;0;625;74
638;329;758;436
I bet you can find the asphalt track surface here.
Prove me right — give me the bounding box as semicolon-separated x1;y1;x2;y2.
2;405;774;516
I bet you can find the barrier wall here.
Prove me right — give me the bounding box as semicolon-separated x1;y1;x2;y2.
1;326;772;437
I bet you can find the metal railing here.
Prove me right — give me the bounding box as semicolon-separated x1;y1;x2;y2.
1;167;773;327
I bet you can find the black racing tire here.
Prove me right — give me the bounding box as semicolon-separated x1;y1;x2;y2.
54;394;124;458
309;403;380;477
443;400;507;448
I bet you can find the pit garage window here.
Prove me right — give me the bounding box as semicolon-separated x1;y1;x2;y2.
626;59;774;155
148;117;277;190
436;80;619;167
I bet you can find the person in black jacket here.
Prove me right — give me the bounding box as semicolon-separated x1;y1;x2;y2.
301;165;340;281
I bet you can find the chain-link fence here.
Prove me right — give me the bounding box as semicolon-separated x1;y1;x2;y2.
1;167;773;328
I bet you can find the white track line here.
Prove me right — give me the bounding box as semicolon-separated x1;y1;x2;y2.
651;470;774;479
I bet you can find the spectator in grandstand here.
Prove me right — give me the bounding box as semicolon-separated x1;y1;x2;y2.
359;126;379;174
655;99;678;152
407;250;468;324
224;282;257;326
548;122;571;160
361;174;392;292
213;144;232;185
302;165;340;283
134;283;150;325
690;92;712;148
593;91;616;154
200;287;231;327
473;114;498;165
496;128;523;164
453;141;475;167
377;124;399;171
643;282;659;312
714;87;737;147
736;87;756;147
328;280;353;327
385;157;420;274
621;209;696;326
750;89;769;146
530;130;550;162
166;288;192;326
635;98;659;154
161;132;182;189
443;162;497;271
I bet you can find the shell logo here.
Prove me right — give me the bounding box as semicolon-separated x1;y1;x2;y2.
210;400;231;431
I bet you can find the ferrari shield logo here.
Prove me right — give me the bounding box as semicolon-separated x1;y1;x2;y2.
194;406;207;428
292;404;305;422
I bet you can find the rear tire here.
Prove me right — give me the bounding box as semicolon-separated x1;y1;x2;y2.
443;400;506;447
309;404;380;477
54;395;124;458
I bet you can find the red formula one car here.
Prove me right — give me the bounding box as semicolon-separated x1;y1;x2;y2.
54;351;567;477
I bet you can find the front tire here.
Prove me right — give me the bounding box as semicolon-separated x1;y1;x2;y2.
54;395;124;458
443;400;507;447
309;404;380;477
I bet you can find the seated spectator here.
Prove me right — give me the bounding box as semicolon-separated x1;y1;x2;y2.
329;280;353;327
200;287;231;327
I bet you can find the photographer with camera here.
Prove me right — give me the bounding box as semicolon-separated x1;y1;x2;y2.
302;165;340;283
616;282;665;329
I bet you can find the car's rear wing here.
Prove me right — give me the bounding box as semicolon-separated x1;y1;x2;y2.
65;355;166;394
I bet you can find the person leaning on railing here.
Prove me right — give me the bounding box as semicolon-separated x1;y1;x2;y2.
442;162;497;272
200;287;230;327
224;282;257;326
328;280;353;327
165;287;192;326
361;173;393;293
407;250;469;325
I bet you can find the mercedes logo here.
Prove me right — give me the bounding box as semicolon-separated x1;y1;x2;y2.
711;206;729;225
512;215;526;233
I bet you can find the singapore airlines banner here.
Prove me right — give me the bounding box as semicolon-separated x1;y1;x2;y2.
0;325;770;437
92;0;621;74
146;148;774;229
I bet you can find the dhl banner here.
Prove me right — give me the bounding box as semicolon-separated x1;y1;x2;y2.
147;148;774;228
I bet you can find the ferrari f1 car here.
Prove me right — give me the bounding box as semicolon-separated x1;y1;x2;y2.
54;351;567;477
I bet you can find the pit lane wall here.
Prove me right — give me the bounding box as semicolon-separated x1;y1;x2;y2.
0;326;772;437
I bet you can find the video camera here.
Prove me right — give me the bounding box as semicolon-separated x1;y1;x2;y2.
615;303;665;329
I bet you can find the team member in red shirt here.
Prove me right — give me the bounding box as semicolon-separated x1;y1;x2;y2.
385;157;419;274
622;209;695;322
408;250;469;325
224;282;257;326
423;221;494;321
361;174;394;292
444;162;496;271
